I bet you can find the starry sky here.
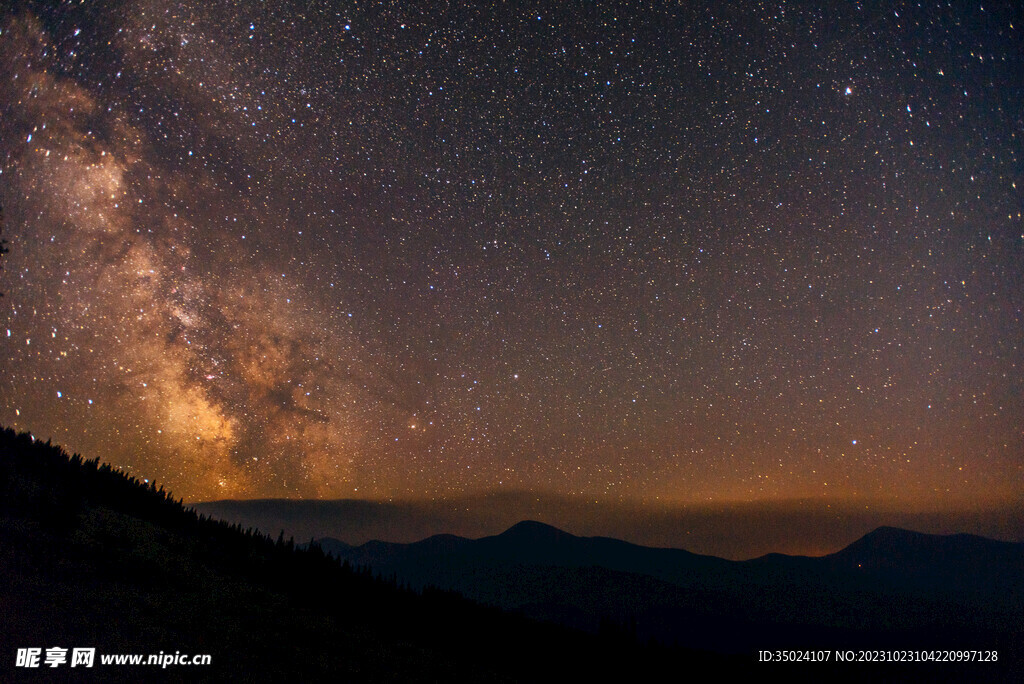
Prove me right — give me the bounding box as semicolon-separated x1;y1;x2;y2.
1;1;1021;510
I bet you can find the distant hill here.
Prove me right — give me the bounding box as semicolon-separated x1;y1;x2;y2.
318;519;1023;677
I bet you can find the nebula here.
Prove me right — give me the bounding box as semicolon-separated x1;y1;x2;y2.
1;13;389;499
1;2;1020;507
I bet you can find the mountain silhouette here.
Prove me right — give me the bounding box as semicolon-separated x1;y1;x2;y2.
3;427;1018;681
317;519;1023;674
830;525;1022;569
812;525;1024;598
330;518;737;588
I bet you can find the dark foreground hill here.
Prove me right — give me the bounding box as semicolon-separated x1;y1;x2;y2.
0;428;742;682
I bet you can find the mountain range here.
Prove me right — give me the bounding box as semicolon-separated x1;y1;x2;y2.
317;520;1024;658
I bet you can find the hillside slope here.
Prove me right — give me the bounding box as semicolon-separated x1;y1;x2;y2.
0;428;735;681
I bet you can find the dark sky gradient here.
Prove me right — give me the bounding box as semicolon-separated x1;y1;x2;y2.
1;1;1021;513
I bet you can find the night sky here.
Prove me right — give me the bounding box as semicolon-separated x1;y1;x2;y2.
1;1;1021;512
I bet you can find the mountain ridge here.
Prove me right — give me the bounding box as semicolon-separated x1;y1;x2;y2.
194;495;1024;560
320;518;1024;570
314;518;1024;663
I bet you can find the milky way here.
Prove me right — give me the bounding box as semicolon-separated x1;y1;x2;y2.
1;1;1021;506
